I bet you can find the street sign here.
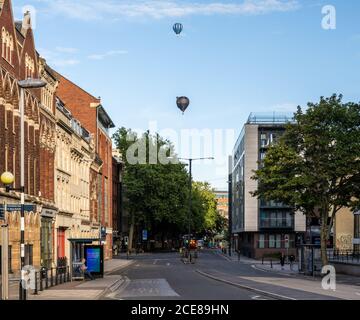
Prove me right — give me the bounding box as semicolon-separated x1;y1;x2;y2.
0;204;36;216
142;230;148;241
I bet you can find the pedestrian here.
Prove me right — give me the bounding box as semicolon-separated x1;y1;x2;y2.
280;253;286;270
81;259;94;280
289;255;295;271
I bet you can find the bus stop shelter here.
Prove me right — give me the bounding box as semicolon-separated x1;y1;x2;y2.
68;238;103;280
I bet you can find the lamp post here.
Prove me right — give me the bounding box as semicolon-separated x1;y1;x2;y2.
17;79;46;300
178;157;214;242
1;172;14;301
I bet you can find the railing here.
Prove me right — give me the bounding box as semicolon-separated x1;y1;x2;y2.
327;249;360;264
32;265;71;295
259;218;294;229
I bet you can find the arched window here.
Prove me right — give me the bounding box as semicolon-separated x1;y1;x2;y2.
1;28;6;58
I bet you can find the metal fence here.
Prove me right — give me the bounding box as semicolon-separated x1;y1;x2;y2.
31;265;71;295
327;249;360;264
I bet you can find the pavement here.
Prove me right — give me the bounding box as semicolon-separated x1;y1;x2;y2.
4;257;134;300
205;249;360;300
4;250;360;300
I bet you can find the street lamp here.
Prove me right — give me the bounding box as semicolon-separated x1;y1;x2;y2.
178;157;215;241
1;172;15;189
17;78;46;300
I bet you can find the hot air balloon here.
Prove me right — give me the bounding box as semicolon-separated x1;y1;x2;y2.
176;96;190;114
173;23;183;36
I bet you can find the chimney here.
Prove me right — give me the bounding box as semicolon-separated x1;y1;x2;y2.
21;11;32;36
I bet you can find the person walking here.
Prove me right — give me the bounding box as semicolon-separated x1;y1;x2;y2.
289;255;295;271
280;253;286;270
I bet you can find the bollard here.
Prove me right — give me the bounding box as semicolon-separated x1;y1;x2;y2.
262;256;264;265
45;269;49;289
55;268;58;286
33;272;38;295
50;268;54;287
39;271;43;291
270;259;273;268
67;266;70;282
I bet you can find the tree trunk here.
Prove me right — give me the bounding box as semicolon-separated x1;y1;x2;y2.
320;215;329;266
128;214;135;252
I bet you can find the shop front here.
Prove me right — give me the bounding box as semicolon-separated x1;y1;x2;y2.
40;208;57;268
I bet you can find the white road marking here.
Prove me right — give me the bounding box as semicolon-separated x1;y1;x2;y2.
166;263;170;266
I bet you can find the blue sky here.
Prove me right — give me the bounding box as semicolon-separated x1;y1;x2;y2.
12;0;360;189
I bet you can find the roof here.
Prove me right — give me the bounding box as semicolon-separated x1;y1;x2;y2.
98;105;115;129
247;112;294;124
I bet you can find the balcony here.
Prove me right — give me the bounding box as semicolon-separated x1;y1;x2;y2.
259;214;294;230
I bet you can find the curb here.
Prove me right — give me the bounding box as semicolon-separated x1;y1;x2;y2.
105;260;135;275
195;269;296;301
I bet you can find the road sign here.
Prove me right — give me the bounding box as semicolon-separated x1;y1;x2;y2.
142;230;148;241
0;204;36;215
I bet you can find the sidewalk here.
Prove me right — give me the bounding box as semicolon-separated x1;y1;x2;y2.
206;250;360;300
5;258;133;300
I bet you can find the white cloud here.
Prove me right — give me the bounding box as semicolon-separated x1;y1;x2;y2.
38;47;80;67
55;46;79;53
88;50;128;60
40;0;300;21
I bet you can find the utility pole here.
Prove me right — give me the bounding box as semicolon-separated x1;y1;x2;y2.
19;86;26;301
1;224;9;300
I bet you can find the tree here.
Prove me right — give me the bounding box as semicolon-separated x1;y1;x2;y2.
113;127;189;249
191;182;226;236
252;95;360;265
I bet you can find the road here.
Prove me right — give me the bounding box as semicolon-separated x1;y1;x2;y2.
105;251;273;300
103;250;350;300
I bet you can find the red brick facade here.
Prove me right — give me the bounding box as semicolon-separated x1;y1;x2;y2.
56;74;115;260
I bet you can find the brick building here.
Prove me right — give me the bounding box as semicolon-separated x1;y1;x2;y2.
0;1;56;272
54;73;115;260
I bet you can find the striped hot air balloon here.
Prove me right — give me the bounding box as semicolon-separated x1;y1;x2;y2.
173;23;183;36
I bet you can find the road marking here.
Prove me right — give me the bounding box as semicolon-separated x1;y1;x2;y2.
252;295;267;300
196;269;297;301
166;263;170;266
153;260;158;265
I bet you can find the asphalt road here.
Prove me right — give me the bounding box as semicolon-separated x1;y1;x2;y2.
105;251;274;300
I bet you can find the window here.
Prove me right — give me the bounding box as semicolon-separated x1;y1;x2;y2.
12;150;16;186
1;28;13;65
41;218;53;268
25;53;35;78
25;245;33;266
269;235;276;248
276;234;282;248
259;234;265;249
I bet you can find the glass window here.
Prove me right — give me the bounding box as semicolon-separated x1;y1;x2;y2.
259;234;265;249
276;235;282;248
354;213;360;239
269;235;275;248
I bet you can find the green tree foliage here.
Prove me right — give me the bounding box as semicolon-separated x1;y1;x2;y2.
112;128;223;247
252;95;360;265
192;182;227;235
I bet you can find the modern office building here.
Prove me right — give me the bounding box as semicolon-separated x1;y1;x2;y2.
231;113;306;259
